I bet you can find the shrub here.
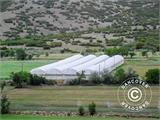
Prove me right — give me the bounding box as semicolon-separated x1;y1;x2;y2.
43;80;56;85
88;102;96;116
1;94;10;114
129;51;136;58
68;79;80;85
145;69;159;84
114;68;126;84
27;54;33;60
78;106;85;116
15;48;27;60
0;82;6;93
125;67;138;79
101;70;115;84
29;74;46;86
89;72;102;84
11;71;30;88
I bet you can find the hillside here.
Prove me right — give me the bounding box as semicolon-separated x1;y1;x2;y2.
0;0;158;40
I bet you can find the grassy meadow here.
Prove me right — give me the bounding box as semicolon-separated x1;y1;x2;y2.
0;60;53;80
4;86;159;117
0;115;159;120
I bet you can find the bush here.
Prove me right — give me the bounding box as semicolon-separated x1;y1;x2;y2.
89;72;102;84
105;47;129;56
88;102;96;116
11;71;30;88
101;70;115;84
114;68;126;84
15;48;27;60
145;69;159;84
125;67;138;79
68;79;80;85
1;94;10;114
78;106;85;116
29;74;46;86
43;80;56;85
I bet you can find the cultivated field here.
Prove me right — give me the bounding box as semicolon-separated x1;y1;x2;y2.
0;115;158;120
5;86;159;117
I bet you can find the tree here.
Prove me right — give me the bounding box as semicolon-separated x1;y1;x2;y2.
88;102;96;116
27;54;33;60
11;71;30;88
129;51;136;58
1;94;10;114
105;48;119;56
145;69;159;84
0;82;10;114
142;50;148;58
119;47;129;56
114;68;125;84
78;106;85;116
15;48;27;60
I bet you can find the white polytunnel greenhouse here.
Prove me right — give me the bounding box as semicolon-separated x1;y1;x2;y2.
31;54;83;75
31;54;124;81
85;55;124;75
63;55;110;75
46;55;96;75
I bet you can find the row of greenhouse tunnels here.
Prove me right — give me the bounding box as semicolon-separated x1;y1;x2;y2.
31;54;124;82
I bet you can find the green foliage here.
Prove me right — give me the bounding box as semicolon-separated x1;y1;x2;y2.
145;69;159;84
125;68;138;79
45;52;49;57
1;94;10;114
15;49;27;60
0;0;13;12
0;49;15;58
106;38;123;46
29;74;46;86
129;51;136;58
11;71;30;88
76;71;86;84
78;106;85;116
88;102;96;116
114;68;125;83
101;70;115;84
142;50;148;58
85;48;98;53
0;82;6;93
89;72;102;84
134;32;159;52
105;48;120;56
48;42;62;47
105;47;129;56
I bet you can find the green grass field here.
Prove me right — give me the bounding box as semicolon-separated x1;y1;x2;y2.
0;115;158;120
0;60;53;80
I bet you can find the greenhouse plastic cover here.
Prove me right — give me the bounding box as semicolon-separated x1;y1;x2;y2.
31;54;83;75
46;55;96;75
63;55;110;75
85;55;124;75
